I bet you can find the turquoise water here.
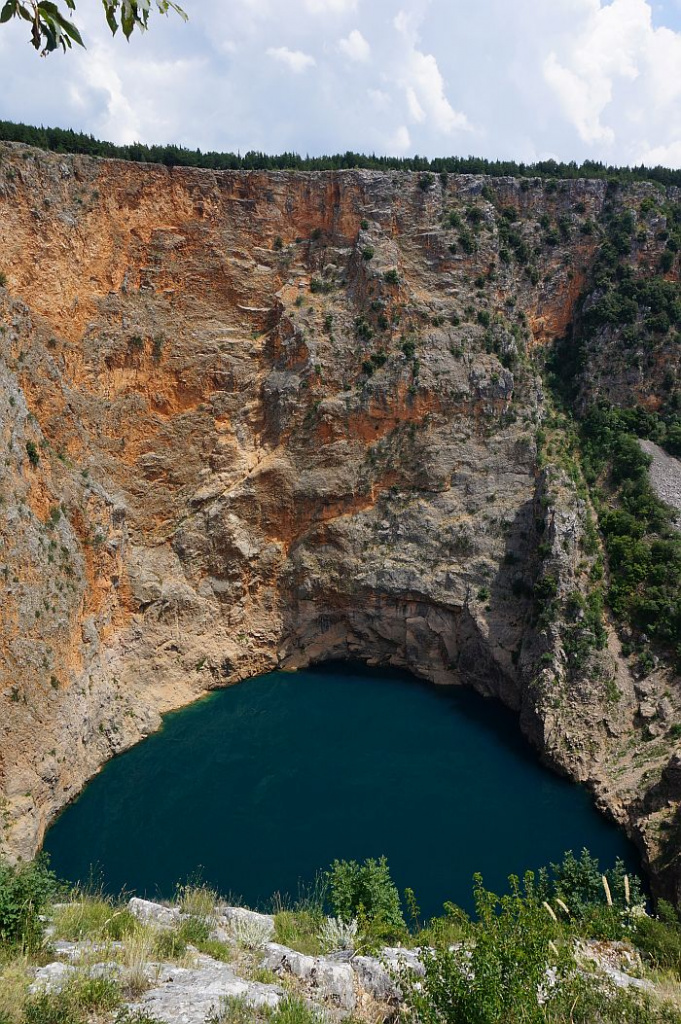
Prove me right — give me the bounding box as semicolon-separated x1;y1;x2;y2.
44;664;639;917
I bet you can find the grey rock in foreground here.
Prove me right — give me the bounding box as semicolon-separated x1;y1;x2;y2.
131;956;282;1024
262;943;357;1010
29;961;77;994
128;897;181;929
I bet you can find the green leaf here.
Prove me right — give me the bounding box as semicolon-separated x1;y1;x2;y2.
6;0;187;52
0;1;17;25
121;9;135;38
38;3;83;45
60;18;83;44
40;18;58;51
158;1;187;21
104;8;118;34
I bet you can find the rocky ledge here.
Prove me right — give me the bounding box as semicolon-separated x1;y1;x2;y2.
37;898;421;1023
29;898;652;1024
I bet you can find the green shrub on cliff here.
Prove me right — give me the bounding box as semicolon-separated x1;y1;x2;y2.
579;407;681;657
0;856;57;951
406;871;570;1024
3;851;681;1023
633;900;681;979
327;855;406;944
405;868;680;1024
25;442;39;468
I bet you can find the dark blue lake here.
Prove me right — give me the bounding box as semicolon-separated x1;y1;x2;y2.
44;663;638;917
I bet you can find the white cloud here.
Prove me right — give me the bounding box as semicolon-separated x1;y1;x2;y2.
390;125;412;152
2;0;681;166
368;88;391;111
393;9;418;40
412;51;470;133
266;46;316;73
640;139;681;164
78;48;142;143
543;51;615;144
306;0;358;12
339;28;370;62
542;0;681;150
406;86;426;123
392;11;472;135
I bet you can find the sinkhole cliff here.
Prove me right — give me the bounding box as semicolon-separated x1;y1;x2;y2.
0;142;679;901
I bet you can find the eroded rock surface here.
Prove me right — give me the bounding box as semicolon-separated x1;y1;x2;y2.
0;144;679;899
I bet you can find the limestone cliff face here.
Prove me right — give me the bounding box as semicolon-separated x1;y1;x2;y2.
0;144;679;898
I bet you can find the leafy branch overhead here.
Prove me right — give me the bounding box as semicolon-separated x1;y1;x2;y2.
0;0;186;54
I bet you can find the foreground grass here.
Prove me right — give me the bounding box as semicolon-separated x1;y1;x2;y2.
273;911;324;957
52;897;139;943
208;994;366;1024
2;853;681;1023
0;870;236;1024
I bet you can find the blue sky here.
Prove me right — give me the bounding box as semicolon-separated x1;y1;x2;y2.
1;0;681;166
651;0;681;28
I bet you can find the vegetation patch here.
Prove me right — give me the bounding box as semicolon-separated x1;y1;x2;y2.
546;195;681;668
1;850;681;1023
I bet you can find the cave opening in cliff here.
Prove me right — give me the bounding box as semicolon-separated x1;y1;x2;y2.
43;661;639;917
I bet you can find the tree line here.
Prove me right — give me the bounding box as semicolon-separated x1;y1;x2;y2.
2;118;681;185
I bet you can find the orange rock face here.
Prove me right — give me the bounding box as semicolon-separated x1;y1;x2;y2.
0;144;679;902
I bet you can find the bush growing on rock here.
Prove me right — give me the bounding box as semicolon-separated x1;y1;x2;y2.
405;867;677;1024
319;915;358;952
549;848;643;919
0;856;57;950
327;855;406;943
25;441;39;468
407;871;570;1024
273;909;323;956
115;1011;166;1024
633;900;681;978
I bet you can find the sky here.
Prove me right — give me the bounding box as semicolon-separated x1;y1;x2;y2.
1;0;681;166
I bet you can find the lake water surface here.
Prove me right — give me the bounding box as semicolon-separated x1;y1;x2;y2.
44;663;639;917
